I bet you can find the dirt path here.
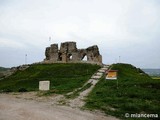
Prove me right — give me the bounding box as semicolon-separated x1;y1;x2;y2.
0;93;118;120
0;65;119;120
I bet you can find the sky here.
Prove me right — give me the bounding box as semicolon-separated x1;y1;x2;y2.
0;0;160;68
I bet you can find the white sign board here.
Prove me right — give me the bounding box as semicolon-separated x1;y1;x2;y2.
39;81;50;91
106;70;118;80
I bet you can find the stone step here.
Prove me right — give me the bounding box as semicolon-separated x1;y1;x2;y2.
103;64;110;67
101;68;108;71
96;72;103;76
98;69;106;73
91;75;102;79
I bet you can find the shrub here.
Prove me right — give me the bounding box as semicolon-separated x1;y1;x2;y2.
18;88;28;92
3;89;13;93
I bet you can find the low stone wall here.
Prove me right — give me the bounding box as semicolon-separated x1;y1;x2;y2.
42;60;103;66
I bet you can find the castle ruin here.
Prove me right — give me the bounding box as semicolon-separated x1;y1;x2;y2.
44;41;102;65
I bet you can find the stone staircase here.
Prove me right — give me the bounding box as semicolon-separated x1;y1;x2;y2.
68;65;109;108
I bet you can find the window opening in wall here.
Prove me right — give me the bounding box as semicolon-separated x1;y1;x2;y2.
82;55;87;61
69;55;73;60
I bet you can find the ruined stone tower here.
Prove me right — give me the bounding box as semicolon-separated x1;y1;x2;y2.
44;41;102;65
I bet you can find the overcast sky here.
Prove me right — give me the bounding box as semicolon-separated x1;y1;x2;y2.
0;0;160;68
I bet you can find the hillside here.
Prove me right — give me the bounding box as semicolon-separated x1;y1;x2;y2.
143;69;160;79
0;67;10;79
85;63;160;119
0;67;9;72
0;63;100;93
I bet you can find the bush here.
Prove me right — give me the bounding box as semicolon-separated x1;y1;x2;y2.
3;89;13;93
18;88;28;92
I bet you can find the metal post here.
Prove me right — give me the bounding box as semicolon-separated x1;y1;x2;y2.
119;56;121;63
117;78;118;89
25;54;27;64
115;59;117;63
49;36;51;46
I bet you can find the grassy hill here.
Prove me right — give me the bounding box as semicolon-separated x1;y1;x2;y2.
85;63;160;119
0;67;9;72
0;67;10;79
0;63;100;93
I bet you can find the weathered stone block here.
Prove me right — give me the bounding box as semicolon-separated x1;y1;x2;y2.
39;81;50;91
96;72;103;76
50;44;58;53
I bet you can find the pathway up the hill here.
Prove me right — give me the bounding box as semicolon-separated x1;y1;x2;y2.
67;65;109;108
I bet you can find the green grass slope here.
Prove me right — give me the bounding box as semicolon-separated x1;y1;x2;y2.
0;63;100;93
85;63;160;119
0;67;9;72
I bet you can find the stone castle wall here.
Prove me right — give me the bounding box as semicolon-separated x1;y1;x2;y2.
44;41;102;65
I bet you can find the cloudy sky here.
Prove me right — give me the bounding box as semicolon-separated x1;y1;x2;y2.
0;0;160;68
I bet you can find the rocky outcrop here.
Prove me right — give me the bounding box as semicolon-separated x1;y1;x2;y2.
0;65;30;80
44;41;102;65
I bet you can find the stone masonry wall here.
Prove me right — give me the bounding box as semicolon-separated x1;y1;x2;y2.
44;41;102;65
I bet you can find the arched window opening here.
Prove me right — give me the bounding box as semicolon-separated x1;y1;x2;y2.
69;55;73;60
81;55;87;61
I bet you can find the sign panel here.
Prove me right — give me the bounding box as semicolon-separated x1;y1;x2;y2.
106;70;118;80
39;81;50;91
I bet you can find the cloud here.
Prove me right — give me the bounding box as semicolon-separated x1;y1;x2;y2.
0;0;160;68
0;37;27;49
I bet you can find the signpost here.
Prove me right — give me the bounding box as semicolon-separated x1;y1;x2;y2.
106;70;118;80
106;70;118;89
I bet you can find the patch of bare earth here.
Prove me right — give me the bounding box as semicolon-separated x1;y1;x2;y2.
0;66;119;120
0;93;118;120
